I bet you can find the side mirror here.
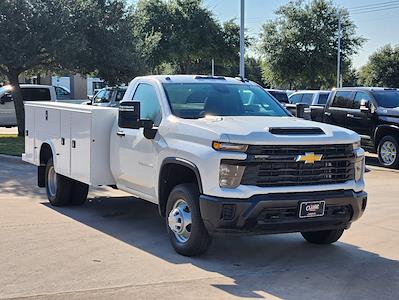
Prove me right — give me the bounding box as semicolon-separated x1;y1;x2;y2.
296;103;310;119
118;101;141;129
118;101;158;139
360;99;371;113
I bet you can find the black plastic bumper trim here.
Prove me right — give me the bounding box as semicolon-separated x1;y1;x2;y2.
199;190;367;235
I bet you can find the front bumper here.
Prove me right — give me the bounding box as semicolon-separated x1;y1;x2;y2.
199;190;367;235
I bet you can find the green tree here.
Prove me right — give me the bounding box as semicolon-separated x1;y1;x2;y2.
0;0;137;136
133;0;242;75
359;45;399;87
259;0;364;89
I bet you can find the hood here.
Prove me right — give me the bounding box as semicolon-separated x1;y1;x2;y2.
377;107;399;118
174;116;359;145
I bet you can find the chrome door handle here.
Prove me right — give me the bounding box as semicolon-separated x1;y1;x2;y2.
347;113;354;118
324;112;331;116
116;131;125;137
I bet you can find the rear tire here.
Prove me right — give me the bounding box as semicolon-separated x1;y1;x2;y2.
166;183;211;256
301;228;344;244
45;158;73;206
377;135;399;169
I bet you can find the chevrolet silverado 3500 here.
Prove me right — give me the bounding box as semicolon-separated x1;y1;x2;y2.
22;75;367;256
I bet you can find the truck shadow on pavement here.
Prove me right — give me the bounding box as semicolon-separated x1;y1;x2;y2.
43;195;399;300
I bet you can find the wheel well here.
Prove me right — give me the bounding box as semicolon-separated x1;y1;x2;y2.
375;127;399;147
38;143;53;188
40;143;53;165
158;163;201;217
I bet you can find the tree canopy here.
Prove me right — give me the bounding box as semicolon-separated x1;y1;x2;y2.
359;45;399;87
259;0;364;89
133;0;242;75
0;0;138;135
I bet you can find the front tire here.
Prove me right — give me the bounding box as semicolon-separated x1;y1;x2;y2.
301;228;344;244
166;184;211;256
377;135;399;168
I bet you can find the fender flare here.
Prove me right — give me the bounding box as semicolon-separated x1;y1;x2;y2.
159;157;203;193
158;157;203;217
374;124;399;143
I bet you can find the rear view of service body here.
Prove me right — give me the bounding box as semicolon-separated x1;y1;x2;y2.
23;75;367;256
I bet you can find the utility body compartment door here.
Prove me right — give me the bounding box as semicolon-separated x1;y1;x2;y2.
70;111;91;183
55;111;71;176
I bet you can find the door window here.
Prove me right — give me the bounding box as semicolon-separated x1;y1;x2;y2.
318;93;329;105
21;88;51;101
331;91;353;108
353;92;373;109
301;93;314;105
289;94;303;104
132;83;162;125
55;87;70;98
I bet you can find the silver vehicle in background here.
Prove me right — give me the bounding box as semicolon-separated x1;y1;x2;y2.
287;90;331;120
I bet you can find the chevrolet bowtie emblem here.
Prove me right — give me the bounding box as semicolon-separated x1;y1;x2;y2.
296;152;323;164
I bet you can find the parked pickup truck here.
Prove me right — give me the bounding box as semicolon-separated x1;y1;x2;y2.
22;75;367;256
0;84;86;127
309;87;399;168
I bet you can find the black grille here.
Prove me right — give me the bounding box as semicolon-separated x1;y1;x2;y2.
240;144;355;187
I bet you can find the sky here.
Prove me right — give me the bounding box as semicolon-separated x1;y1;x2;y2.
203;0;399;69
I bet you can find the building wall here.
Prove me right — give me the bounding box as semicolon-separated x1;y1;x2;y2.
71;74;88;99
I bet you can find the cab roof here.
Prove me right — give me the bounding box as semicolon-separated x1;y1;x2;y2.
136;75;258;85
333;87;397;92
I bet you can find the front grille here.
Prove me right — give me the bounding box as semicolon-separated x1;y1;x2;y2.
240;144;355;187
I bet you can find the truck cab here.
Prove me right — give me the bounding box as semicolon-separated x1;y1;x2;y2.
321;87;399;168
23;75;367;256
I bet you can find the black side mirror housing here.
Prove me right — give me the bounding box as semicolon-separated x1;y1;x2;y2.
118;101;158;139
119;101;141;129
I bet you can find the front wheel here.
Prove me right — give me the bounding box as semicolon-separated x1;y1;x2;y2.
166;184;211;256
377;135;399;169
301;228;344;244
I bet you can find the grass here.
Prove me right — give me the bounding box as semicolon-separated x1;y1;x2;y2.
0;134;25;156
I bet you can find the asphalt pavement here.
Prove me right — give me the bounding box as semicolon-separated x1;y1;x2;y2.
0;157;398;299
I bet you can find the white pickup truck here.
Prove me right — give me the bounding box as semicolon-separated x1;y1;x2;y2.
22;75;367;256
0;84;84;127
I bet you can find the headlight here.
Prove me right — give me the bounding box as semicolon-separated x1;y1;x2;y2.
353;140;361;150
219;164;245;188
355;156;365;182
212;141;248;152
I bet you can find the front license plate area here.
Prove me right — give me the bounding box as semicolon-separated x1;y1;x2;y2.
299;201;325;218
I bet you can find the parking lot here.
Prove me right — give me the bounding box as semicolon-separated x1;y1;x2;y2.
0;156;398;300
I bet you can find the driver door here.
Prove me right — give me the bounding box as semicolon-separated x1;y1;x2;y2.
114;82;162;201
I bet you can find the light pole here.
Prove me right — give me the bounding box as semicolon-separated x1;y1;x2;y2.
337;12;342;88
240;0;245;78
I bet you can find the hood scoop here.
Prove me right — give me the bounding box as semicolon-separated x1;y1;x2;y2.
269;127;325;135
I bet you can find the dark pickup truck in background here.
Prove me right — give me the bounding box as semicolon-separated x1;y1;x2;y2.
309;87;399;168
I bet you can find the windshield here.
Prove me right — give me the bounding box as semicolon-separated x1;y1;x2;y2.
94;89;113;104
163;83;289;119
373;90;399;108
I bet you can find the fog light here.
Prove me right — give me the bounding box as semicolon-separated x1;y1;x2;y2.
355;156;365;182
219;164;245;188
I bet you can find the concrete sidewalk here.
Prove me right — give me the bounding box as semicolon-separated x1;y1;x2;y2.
0;157;398;299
